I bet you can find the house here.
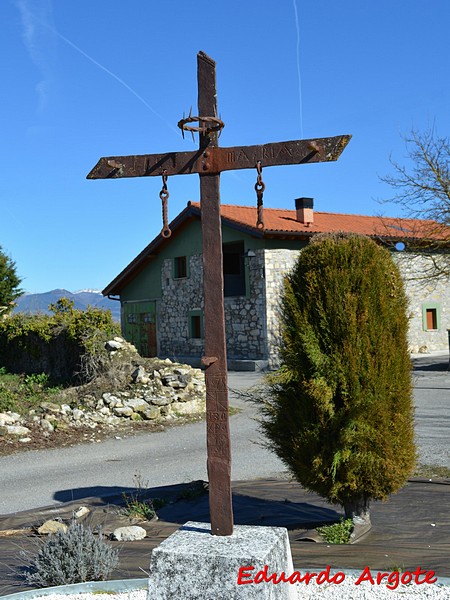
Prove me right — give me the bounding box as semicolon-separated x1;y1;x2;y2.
103;198;450;369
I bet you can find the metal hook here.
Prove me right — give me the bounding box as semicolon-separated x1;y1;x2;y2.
255;161;265;230
160;170;171;238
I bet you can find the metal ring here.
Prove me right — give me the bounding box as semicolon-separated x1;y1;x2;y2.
255;182;266;192
177;115;225;135
159;190;169;201
161;227;172;238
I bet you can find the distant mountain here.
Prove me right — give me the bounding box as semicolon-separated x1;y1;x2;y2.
14;289;121;322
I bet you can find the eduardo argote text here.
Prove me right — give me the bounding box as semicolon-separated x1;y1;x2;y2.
237;565;438;590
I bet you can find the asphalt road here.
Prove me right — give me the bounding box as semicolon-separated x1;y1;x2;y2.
0;355;448;516
412;353;450;467
0;372;286;515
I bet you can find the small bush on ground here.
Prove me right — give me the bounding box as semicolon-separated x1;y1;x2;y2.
316;518;353;544
121;493;167;520
24;521;119;587
0;369;62;413
121;471;167;520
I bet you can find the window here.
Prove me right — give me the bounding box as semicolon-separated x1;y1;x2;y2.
223;242;245;296
174;256;188;279
426;308;438;330
422;303;440;331
189;310;204;339
191;315;202;338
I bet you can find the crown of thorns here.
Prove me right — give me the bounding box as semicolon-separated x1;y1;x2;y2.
178;112;224;139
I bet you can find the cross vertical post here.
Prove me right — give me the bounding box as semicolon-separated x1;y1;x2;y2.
197;52;233;536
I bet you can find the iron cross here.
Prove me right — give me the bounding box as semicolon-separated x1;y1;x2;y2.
87;51;351;537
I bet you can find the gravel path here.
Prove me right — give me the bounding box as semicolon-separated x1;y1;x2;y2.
18;575;450;600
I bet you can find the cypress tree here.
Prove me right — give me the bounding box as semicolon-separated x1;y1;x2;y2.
261;233;415;532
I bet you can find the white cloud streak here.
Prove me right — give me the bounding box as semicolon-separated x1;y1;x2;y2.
45;25;180;138
292;0;304;138
14;0;181;138
15;0;55;112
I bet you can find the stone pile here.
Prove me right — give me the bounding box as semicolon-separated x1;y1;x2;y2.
0;339;206;441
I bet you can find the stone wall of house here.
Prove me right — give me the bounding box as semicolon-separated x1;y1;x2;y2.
224;249;267;361
393;253;450;353
159;255;204;359
158;251;268;363
264;249;299;368
264;248;450;366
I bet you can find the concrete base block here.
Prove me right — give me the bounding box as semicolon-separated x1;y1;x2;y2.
147;521;296;600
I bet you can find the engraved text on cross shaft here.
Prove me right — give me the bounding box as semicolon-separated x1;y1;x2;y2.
87;50;351;538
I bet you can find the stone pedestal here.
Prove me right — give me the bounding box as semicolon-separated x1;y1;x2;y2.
147;521;296;600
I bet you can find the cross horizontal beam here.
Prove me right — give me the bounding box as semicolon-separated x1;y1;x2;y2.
86;135;350;179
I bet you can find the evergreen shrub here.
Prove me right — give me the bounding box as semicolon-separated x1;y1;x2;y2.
0;298;120;383
261;233;416;523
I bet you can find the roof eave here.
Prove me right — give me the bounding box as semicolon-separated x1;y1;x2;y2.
102;204;198;296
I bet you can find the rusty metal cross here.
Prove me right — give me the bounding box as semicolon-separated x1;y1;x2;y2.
87;51;350;537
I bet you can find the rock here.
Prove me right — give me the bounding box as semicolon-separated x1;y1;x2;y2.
113;406;134;417
151;396;171;407
0;412;21;425
37;520;68;535
142;407;160;420
74;506;90;519
60;404;72;414
112;526;147;541
172;399;204;415
90;413;108;424
82;395;97;408
39;401;60;413
72;408;84;421
173;368;190;377
19;437;31;443
105;340;124;351
0;425;30;436
103;393;120;407
131;366;148;384
124;398;150;413
40;419;54;433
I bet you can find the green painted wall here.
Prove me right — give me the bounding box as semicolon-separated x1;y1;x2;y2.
120;218;308;304
120;220;204;302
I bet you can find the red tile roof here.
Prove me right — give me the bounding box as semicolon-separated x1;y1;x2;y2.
103;202;449;296
190;202;446;240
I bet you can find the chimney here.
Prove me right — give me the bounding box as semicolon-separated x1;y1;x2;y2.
295;197;314;225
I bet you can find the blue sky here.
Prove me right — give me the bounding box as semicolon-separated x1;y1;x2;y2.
2;0;450;294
